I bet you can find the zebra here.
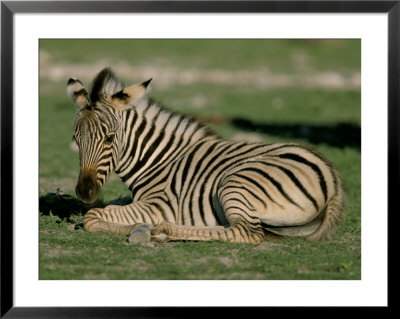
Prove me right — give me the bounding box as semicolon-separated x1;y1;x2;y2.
67;68;345;245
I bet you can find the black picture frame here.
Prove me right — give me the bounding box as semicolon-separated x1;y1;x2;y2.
1;1;395;317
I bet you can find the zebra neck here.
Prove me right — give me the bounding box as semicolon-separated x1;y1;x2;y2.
115;99;215;189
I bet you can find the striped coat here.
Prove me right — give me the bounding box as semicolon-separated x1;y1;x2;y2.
67;68;345;245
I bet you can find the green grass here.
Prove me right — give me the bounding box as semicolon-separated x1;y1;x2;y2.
40;213;360;280
40;39;360;73
39;39;361;280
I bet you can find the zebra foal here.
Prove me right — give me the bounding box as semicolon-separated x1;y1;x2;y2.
67;68;345;245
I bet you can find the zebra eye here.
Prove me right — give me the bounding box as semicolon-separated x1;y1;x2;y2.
105;133;115;144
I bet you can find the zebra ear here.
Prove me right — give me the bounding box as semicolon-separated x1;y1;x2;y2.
111;78;152;111
67;78;90;108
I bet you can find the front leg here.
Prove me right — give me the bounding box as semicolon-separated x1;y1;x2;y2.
84;201;165;235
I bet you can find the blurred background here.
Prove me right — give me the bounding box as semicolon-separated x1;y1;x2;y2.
39;39;360;212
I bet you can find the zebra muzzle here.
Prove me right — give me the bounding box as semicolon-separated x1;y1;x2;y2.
76;168;100;204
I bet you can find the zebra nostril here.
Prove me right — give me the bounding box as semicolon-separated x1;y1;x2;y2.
76;168;100;204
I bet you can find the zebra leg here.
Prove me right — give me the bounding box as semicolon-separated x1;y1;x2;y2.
150;219;264;245
148;223;225;242
84;206;153;243
149;177;266;244
128;219;261;245
84;202;161;235
84;207;141;235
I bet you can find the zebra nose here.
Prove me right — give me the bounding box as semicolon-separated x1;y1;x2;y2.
75;168;100;204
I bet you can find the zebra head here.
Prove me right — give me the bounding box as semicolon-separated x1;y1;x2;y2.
67;68;151;204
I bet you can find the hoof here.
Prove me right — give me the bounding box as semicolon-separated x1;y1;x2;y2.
150;222;172;243
152;233;170;243
128;223;152;244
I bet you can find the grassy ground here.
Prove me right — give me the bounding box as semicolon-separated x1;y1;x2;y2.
39;39;361;280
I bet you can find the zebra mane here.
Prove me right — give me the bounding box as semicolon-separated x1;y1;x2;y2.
90;68;125;103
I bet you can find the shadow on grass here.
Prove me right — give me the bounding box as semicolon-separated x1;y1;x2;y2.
231;118;361;151
193;114;361;151
39;189;133;220
39;190;94;220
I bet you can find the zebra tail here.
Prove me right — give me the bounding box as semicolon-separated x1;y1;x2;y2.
306;169;346;241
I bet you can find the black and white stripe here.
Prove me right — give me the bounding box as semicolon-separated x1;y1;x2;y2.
68;68;345;244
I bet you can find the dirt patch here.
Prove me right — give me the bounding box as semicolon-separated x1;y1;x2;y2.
40;50;360;91
42;249;62;258
211;272;265;280
84;273;110;280
40;177;76;194
330;234;361;251
129;260;150;272
40;244;69;258
256;240;289;251
218;256;234;268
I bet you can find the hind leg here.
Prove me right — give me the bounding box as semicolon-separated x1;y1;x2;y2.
150;219;264;245
150;182;265;245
